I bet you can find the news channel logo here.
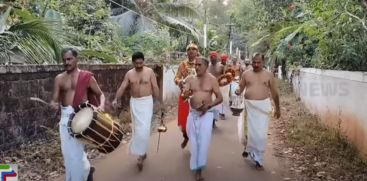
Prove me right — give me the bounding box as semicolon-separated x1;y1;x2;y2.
0;164;18;181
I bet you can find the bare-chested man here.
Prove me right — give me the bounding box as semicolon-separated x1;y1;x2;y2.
207;51;224;127
231;56;241;77
215;53;231;119
235;52;280;169
112;51;161;171
50;48;105;181
183;56;223;181
241;59;252;72
208;51;224;78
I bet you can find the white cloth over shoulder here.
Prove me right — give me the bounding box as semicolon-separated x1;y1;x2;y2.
244;98;272;165
129;95;153;156
187;109;214;170
59;106;90;181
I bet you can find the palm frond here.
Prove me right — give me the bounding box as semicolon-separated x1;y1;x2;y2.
160;15;202;39
13;8;38;22
250;34;270;47
9;19;65;63
154;3;200;19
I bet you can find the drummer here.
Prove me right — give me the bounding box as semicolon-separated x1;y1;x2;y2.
112;51;161;171
50;47;106;181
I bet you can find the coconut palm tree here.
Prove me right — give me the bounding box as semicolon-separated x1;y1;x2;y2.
0;3;64;64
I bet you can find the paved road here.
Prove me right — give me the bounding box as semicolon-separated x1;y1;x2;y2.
54;106;287;181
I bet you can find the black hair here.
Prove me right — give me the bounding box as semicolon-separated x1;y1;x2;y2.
61;47;78;57
132;52;145;62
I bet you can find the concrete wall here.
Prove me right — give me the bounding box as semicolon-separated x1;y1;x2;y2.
0;64;163;150
291;68;367;156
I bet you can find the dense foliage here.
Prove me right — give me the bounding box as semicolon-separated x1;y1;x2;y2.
230;0;367;71
0;0;200;64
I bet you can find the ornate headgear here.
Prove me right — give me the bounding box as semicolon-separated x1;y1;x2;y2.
186;43;198;51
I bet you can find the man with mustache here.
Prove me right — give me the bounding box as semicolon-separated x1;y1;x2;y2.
182;56;223;181
174;43;199;149
50;48;106;181
112;51;161;171
235;52;281;170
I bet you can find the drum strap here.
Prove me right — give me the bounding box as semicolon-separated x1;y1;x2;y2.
72;70;100;109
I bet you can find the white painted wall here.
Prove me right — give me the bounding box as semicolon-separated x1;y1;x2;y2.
291;68;367;156
162;66;180;104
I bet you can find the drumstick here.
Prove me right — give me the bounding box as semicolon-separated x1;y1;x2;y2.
29;97;51;106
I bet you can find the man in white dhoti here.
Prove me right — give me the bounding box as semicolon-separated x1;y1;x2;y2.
235;52;280;169
182;56;223;180
51;48;106;181
112;51;161;171
208;51;224;128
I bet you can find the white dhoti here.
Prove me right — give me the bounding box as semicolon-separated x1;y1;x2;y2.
59;106;90;181
237;111;247;146
218;85;229;115
187;109;214;170
212;95;220;120
129;95;153;156
244;98;272;165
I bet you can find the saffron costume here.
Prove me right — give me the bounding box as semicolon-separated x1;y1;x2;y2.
175;60;196;132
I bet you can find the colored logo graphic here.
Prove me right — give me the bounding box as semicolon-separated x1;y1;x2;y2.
0;164;18;181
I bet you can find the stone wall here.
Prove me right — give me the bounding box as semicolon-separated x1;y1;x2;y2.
0;64;163;150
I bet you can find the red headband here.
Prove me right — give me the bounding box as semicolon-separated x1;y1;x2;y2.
221;54;228;61
210;51;218;58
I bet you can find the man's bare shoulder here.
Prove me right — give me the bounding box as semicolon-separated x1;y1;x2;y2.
263;69;274;77
126;69;135;77
145;66;154;72
242;69;253;76
55;72;66;80
207;73;217;82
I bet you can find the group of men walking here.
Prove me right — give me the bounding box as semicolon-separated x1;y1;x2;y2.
50;42;280;181
174;43;281;180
